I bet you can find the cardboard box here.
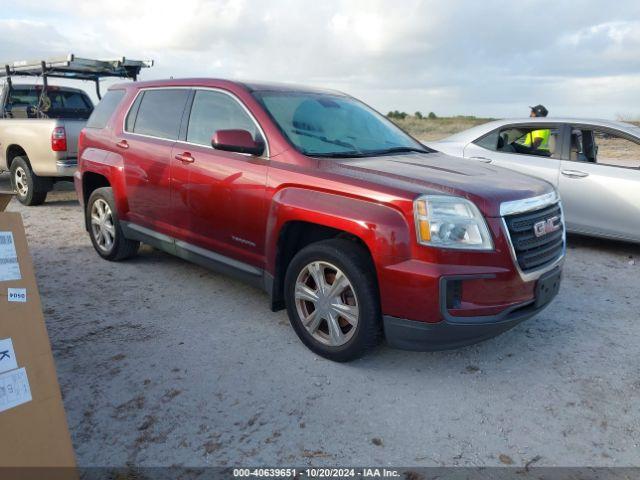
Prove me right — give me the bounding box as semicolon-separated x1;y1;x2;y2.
0;193;76;468
0;193;10;211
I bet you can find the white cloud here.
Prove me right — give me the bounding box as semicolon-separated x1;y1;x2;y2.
1;0;639;118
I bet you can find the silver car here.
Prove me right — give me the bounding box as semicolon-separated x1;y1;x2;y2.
430;118;640;243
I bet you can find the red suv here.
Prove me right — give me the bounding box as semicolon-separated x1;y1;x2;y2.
75;79;564;361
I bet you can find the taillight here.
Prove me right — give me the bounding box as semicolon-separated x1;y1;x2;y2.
51;126;67;151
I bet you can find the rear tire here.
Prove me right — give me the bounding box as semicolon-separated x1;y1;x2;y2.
284;238;382;362
10;157;50;206
87;187;139;261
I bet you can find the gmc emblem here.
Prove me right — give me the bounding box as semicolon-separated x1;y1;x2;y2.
534;216;561;237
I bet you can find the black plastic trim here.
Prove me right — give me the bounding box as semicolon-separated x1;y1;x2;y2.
383;270;560;351
121;221;265;289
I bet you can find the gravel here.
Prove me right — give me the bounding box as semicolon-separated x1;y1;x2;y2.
2;172;639;467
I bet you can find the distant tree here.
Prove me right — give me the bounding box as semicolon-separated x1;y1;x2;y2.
387;110;409;120
428;111;437;119
414;111;423;119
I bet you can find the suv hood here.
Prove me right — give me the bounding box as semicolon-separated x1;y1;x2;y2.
327;152;554;217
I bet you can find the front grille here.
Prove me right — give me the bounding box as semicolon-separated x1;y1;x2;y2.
504;203;564;272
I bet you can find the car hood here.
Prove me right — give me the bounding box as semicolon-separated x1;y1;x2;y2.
326;152;554;217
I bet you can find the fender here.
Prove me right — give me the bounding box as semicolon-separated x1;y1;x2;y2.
265;187;413;275
79;147;131;218
3;143;32;171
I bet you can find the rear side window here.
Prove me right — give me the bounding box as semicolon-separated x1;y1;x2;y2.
571;128;640;168
128;89;190;140
86;90;126;129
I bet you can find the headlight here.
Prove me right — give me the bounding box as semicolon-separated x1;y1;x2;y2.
413;195;493;250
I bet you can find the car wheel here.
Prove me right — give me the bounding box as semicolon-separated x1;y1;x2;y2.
10;157;50;206
87;187;139;261
284;238;382;362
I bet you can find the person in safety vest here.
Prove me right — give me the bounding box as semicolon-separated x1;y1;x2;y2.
521;104;550;149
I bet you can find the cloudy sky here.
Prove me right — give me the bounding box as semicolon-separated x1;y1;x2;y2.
1;0;639;118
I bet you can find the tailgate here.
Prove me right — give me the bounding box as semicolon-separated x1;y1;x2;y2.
60;120;86;157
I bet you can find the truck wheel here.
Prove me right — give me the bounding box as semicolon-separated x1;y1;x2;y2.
87;187;139;261
284;238;382;362
10;157;51;206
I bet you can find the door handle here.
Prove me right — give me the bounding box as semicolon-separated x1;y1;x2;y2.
470;156;492;163
175;152;195;164
116;140;129;149
561;169;589;178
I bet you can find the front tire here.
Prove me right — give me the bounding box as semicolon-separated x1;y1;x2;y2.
87;187;139;261
284;238;382;362
10;157;51;206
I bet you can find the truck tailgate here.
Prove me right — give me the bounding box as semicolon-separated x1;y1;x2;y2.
61;119;86;157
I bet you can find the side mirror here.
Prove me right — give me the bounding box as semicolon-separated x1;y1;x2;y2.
212;129;264;156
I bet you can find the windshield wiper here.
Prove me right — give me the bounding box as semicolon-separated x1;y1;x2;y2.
366;146;431;155
292;129;359;151
309;151;369;158
308;146;431;159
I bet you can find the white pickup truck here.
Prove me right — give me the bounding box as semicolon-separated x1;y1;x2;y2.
0;54;152;205
0;83;92;205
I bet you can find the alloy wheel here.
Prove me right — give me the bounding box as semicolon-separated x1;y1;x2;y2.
294;261;359;346
14;166;28;197
90;198;116;252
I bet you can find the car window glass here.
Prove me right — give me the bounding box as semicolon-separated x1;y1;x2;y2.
86;90;125;129
589;130;640;168
7;87;93;119
253;91;424;156
186;90;260;146
7;87;39;107
493;126;561;159
132;89;190;140
474;130;499;150
125;92;144;132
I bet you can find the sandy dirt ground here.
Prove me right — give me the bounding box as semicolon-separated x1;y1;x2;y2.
1;173;639;468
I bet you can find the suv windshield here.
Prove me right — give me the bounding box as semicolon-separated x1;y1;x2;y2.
253;91;427;157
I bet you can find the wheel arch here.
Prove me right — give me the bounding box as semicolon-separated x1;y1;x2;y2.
266;188;412;311
5;144;30;170
270;221;373;310
82;172;112;230
78;150;129;228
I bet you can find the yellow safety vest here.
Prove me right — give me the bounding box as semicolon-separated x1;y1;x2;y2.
522;129;550;150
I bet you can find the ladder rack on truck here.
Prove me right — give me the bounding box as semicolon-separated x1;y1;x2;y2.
0;55;153;206
1;54;153;112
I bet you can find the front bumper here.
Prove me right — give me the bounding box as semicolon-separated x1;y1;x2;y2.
379;252;563;350
384;284;556;351
377;208;564;350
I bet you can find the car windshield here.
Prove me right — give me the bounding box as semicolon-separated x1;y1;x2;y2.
252;91;427;157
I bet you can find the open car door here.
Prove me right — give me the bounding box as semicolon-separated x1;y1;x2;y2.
559;126;640;242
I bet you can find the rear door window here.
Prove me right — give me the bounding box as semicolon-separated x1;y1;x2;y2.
129;89;190;140
86;90;125;129
571;128;640;168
